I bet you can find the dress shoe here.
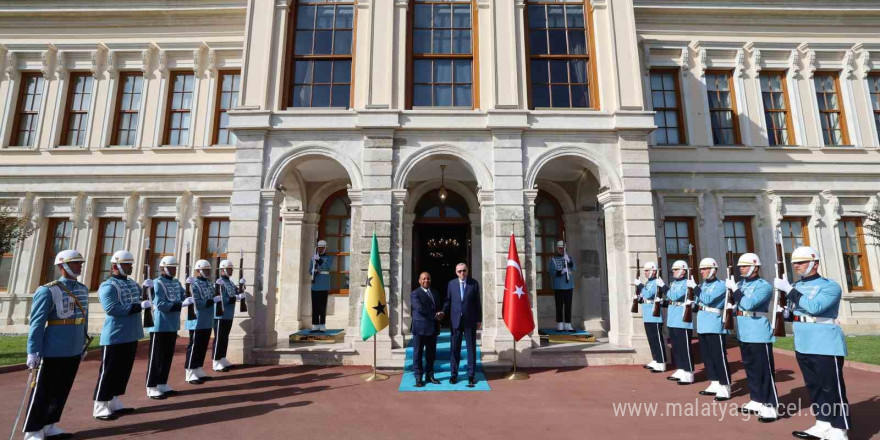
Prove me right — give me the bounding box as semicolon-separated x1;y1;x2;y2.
666;376;680;381
758;416;778;423
739;407;759;415
791;432;821;440
148;394;167;400
427;376;440;385
414;379;425;388
188;379;204;385
214;367;230;373
467;377;476;388
95;414;118;421
698;390;716;396
449;376;458;385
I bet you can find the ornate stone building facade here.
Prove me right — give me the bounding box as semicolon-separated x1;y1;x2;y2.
0;0;878;367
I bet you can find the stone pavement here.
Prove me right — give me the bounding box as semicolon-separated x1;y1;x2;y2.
0;340;878;439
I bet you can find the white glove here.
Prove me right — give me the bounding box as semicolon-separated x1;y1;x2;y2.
213;296;222;303
142;279;154;289
684;299;695;306
725;276;738;291
561;267;570;275
312;254;320;261
215;278;224;285
27;353;41;369
632;278;641;287
563;253;571;264
686;277;697;289
783;308;791;319
237;294;245;300
774;277;793;294
654;277;665;288
182;297;195;306
186;276;195;285
239;278;246;285
141;300;152;309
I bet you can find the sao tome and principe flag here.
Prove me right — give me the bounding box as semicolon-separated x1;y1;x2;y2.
361;233;389;340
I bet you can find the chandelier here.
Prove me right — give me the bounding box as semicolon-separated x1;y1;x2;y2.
426;237;460;259
438;164;448;204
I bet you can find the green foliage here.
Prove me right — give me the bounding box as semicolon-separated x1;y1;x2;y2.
0;208;36;254
774;335;880;366
0;335;101;366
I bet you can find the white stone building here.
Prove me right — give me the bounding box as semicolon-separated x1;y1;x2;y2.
0;0;878;368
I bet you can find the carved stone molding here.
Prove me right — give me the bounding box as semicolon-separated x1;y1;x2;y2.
123;192;139;229
843;50;856;80
70;193;85;225
141;46;154;76
681;47;690;76
55;50;67;81
734;48;746;79
90;49;101;79
858;50;872;80
809;195;823;228
696;192;705;227
41;48;54;79
789;49;801;78
767;191;783;229
821;190;840;228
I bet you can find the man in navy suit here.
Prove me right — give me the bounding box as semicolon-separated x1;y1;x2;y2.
444;262;482;388
410;272;443;387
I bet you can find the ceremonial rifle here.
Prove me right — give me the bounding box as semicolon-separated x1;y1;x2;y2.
652;248;663;317
310;230;319;282
238;249;248;313
630;253;641;313
682;243;697;323
562;229;570;283
772;228;788;337
214;255;224;318
142;241;155;328
722;238;736;331
185;242;196;321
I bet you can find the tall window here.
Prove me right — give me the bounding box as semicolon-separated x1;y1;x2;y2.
779;218;810;277
649;69;685;145
410;0;474;108
12;73;45;147
150;219;178;275
213;71;241;145
41;219;73;284
534;192;563;295
723;217;754;272
527;0;593;109
92;219;125;287
201;218;229;280
112;73;143;146
867;73;880;144
814;72;848;146
760;72;794;146
838;218;872;291
163;72;194;146
319;191;351;294
60;73;94;146
706;71;740;145
0;250;12;291
289;0;354;108
663;218;696;280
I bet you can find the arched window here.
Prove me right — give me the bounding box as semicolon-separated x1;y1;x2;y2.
415;189;469;222
319;190;351;294
535;191;564;295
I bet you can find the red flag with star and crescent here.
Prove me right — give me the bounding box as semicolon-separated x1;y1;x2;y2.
502;233;535;341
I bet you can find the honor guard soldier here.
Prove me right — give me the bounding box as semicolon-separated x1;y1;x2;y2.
93;250;149;421
309;239;334;332
23;250;89;440
666;260;695;384
633;261;668;373
694;258;732;401
726;253;779;423
184;259;217;384
213;259;245;372
549;240;576;332
775;247;851;440
146;256;184;399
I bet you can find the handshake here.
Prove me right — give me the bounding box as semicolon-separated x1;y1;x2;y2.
434;311;445;321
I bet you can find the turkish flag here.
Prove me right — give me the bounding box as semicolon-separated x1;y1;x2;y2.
502;233;535;342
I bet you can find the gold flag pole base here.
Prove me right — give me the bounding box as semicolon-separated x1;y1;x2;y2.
505;342;530;380
361;334;389;382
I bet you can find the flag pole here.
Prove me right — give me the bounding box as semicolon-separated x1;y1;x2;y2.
362;223;389;382
507;221;529;381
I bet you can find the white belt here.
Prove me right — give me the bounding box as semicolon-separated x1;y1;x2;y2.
700;306;722;315
795;315;836;324
643;299;655;304
670;301;685;306
737;311;769;318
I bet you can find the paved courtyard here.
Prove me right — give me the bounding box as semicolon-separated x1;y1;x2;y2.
1;341;878;439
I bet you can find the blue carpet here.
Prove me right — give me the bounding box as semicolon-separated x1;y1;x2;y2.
399;330;490;392
538;328;593;337
291;329;344;337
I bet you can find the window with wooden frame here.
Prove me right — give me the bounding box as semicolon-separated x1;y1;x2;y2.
779;218;810;277
663;218;696;280
838;218;872;291
201;218;229;280
41;219;74;284
287;0;355;108
534;191;564;296
0;250;12;291
723;217;754;269
648;69;685;145
111;72;144;146
706;71;740;145
162;72;195;146
213;70;241;145
11;72;45;147
319;190;351;295
526;0;595;109
60;73;94;146
814;72;849;146
150;219;178;275
409;0;476;108
759;71;795;146
867;73;880;144
91;219;125;287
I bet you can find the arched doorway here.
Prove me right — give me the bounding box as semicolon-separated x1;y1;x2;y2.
318;189;351;295
412;189;471;295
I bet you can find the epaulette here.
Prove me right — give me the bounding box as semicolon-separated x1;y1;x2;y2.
43;280;62;288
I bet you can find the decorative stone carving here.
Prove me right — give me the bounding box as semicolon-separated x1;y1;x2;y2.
843;50;856;80
141;46;154;76
5;51;18;80
18;193;34;221
106;50;118;80
734;48;746;78
193;45;204;77
137;197;148;228
70;193;85;225
90;49;101;79
805;49;817;79
789;49;801;77
865;195;879;227
755;194;766;227
190;196;201;228
123;192;139;229
714;192;724;221
176;191;192;224
680;47;690;75
31;197;44;229
751;47;762;76
157;48;169;79
207;48;217;78
85;196;97;224
767;191;783;229
696;192;705;226
821;191;840;227
809;195;823;228
55;50;67;80
41;48;53;79
858;49;871;80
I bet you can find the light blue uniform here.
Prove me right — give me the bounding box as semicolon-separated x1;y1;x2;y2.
696;278;728;335
666;278;692;330
734;276;774;344
215;276;237;320
27;277;90;358
639;278;665;324
185;277;215;331
98;276;144;346
548;255;575;290
310;254;334;291
150;275;183;333
789;274;847;357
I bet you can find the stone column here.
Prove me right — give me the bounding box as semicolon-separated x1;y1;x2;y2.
251;189;281;348
277;208;305;336
523;189;541;347
390;188;407;348
566;211;606;335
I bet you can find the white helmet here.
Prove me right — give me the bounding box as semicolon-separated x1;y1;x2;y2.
671;260;688;271
556;240;565;248
737;253;761;267
159;256;179;267
317;240;327;247
54;250;85;265
791;246;820;263
219;259;234;270
110;250;135;264
194;259;211;271
643;261;657;271
699;257;718;278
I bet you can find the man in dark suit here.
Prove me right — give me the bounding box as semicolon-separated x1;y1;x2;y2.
444;262;482;387
410;272;443;387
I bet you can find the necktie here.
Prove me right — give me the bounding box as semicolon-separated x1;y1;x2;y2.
424;288;433;304
460;281;465;301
